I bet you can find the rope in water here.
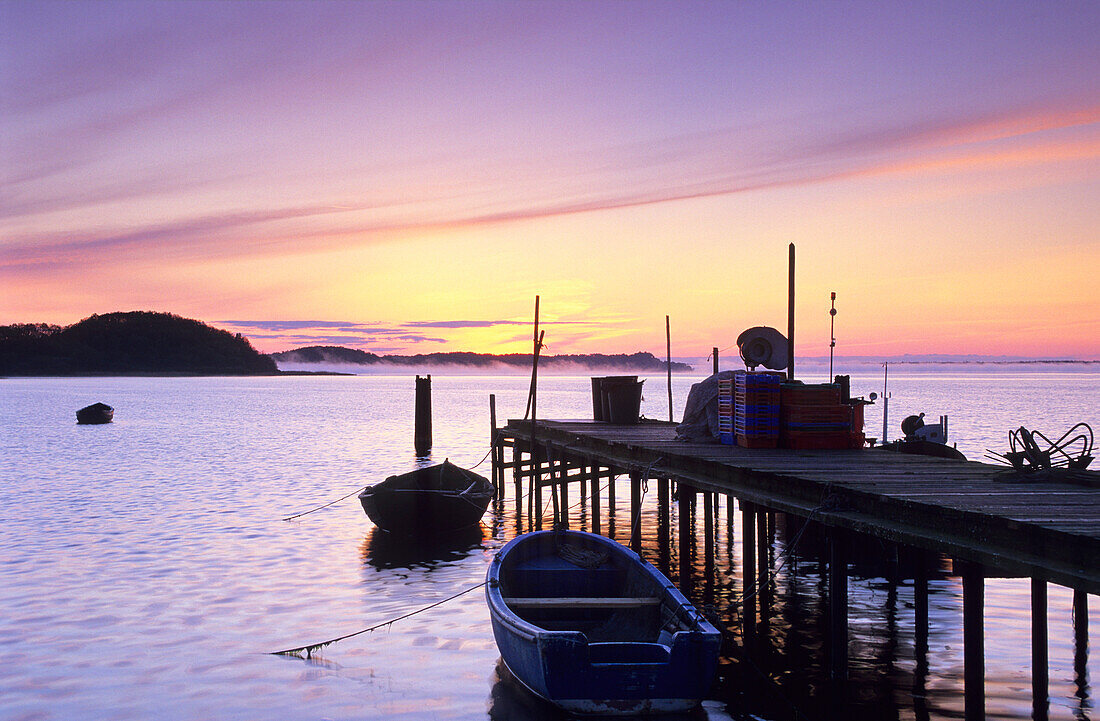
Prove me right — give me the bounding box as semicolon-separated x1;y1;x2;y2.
282;486;366;522
271;581;487;659
282;433;502;522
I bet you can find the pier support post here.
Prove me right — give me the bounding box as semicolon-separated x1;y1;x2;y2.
608;470;616;517
629;472;642;551
742;500;757;649
657;478;671;574
414;375;432;455
1073;589;1089;701
489;395;499;498
914;550;930;717
1032;578;1048;721
557;450;569;528
589;462;601;535
960;561;985;721
757;508;770;622
827;529;848;686
533;447;543;529
678;482;695;593
704;492;715;574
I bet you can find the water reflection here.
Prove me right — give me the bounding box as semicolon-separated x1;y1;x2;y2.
487;659;733;721
359;524;485;571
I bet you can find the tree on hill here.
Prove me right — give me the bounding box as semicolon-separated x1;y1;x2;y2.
0;312;278;375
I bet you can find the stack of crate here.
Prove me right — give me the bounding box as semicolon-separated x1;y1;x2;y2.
717;377;735;444
779;382;859;449
730;371;783;447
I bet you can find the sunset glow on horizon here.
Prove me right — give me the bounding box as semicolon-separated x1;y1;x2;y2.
2;1;1098;359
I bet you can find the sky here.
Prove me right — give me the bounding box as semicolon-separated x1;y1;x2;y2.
2;0;1098;359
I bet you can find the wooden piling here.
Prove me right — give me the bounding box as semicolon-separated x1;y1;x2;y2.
757;508;769;612
1032;578;1048;721
1073;589;1088;695
414;375;432;455
489;394;499;498
742;500;757;648
961;562;985;721
630;472;642;551
678;482;695;593
712;346;719;375
827;529;848;685
703;492;715;576
590;462;601;535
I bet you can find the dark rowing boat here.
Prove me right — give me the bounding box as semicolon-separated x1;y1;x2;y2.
486;529;721;715
76;402;114;424
357;460;494;536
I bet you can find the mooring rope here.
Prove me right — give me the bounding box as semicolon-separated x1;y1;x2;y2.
281;430;502;522
271;581;488;659
282;486;366;522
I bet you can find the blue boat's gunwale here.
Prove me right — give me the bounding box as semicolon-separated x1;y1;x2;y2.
486;530;721;715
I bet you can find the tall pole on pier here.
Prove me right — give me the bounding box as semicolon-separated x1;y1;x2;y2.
829;291;837;380
787;243;796;380
666;315;673;422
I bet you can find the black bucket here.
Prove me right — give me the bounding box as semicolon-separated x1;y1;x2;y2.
591;377;607;421
603;377;643;425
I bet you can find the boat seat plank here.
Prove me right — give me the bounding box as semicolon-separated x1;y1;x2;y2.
504;596;661;609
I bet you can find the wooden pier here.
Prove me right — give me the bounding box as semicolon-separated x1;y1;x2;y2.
490;417;1099;720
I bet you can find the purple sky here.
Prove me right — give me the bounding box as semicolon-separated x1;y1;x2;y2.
2;1;1098;356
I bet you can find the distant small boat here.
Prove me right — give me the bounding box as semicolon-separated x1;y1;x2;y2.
358;460;494;536
486;529;721;716
76;402;114;425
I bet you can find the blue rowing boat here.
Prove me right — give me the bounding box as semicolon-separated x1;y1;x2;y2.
486;529;721;715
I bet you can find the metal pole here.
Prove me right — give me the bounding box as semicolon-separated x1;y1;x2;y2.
787;242;795;380
666;315;673;423
829;291;837;380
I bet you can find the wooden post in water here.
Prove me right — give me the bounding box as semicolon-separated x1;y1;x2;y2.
589;462;601;535
658;478;670;556
713;347;719;376
414;375;432;455
914;550;930;717
489;394;499;498
558;452;569;528
678;483;695;593
1073;589;1088;699
1032;578;1049;721
742;500;757;649
961;561;985;721
703;492;715;581
827;529;848;686
757;508;769;610
629;472;642;551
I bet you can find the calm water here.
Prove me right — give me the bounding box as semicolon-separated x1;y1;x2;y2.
0;371;1096;720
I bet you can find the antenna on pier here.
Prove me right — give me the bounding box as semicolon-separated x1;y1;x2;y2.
881;362;891;443
829;291;837;380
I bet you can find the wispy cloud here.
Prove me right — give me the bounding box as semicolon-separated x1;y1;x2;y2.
5;98;1096;279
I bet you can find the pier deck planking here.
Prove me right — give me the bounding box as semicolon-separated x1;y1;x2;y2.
501;419;1100;593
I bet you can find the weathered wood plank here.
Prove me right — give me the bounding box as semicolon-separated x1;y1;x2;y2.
501;418;1100;593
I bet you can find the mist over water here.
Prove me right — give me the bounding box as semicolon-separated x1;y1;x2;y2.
0;371;1095;720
